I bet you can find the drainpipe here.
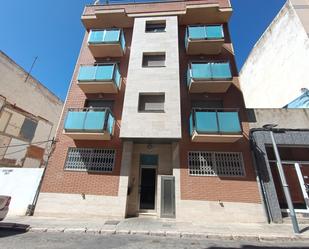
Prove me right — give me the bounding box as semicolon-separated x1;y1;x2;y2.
26;138;56;216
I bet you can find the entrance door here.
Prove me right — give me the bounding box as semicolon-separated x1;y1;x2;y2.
139;168;156;211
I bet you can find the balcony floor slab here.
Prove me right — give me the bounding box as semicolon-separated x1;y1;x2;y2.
192;131;243;143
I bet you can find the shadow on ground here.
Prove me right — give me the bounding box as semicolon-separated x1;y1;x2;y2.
0;222;30;238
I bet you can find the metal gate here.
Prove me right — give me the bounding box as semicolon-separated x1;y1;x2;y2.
160;176;175;218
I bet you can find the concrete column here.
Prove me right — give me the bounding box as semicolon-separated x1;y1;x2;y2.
118;141;133;218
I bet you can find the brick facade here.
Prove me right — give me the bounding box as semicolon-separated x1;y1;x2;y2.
178;24;261;204
41;30;132;196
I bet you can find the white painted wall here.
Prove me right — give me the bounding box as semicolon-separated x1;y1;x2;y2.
240;1;309;108
120;16;181;139
0;168;44;216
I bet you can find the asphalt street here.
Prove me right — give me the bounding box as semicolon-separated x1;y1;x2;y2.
0;229;309;249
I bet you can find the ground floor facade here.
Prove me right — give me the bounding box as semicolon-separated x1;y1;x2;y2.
251;130;309;223
35;135;265;223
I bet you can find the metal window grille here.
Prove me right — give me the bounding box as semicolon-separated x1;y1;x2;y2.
65;148;115;172
188;151;245;177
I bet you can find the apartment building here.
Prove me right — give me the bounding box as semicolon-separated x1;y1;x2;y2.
36;0;265;223
240;0;309;108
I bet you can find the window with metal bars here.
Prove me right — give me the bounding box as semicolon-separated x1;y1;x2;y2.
64;148;115;172
188;151;245;177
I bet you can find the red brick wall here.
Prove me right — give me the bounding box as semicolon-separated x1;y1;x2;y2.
41;29;132;196
178;24;262;204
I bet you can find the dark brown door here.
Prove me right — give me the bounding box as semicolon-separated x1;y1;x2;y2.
140;168;156;210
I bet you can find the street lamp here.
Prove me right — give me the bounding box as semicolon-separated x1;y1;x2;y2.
263;124;300;234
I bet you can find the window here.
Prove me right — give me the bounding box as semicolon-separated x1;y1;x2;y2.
138;93;165;112
85;100;114;111
145;20;166;32
188;151;245;177
142;53;166;67
19;118;38;141
65;148;116;172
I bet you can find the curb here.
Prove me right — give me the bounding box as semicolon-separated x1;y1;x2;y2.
27;227;309;242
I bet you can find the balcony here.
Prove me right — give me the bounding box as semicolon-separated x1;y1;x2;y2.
187;62;233;93
185;25;224;55
63;108;115;140
77;64;121;93
82;1;232;29
88;29;125;58
189;109;243;143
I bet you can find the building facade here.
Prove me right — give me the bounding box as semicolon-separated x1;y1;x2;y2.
36;0;265;223
0;51;63;168
0;51;63;216
240;0;309;108
248;109;309;222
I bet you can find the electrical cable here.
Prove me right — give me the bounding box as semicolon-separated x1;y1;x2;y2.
0;139;54;149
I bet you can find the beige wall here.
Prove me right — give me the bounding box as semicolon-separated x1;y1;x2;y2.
240;1;309;108
291;0;309;34
248;108;309;129
0;106;53;167
126;143;173;217
35;193;126;218
0;51;63;168
120;16;182;139
0;52;63;133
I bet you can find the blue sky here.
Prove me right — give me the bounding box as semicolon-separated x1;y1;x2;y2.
0;0;286;101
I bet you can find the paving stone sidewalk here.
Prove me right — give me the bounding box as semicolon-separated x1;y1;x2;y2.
2;216;309;242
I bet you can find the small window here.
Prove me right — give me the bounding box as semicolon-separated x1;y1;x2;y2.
19;118;38;141
145;20;166;32
142;53;166;67
138;93;165;112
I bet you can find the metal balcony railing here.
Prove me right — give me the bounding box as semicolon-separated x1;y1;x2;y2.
187;61;232;85
78;63;121;88
64;107;115;135
189;108;242;135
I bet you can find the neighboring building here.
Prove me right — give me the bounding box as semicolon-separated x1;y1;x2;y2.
240;0;309;108
248;109;309;222
0;51;63;168
0;51;63;216
36;0;266;223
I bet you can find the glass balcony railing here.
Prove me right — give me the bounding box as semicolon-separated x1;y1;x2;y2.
77;64;121;88
187;62;232;85
64;108;115;135
187;25;223;40
189;109;242;136
88;29;126;51
185;25;224;49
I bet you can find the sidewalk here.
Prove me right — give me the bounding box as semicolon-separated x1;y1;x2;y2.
2;216;309;242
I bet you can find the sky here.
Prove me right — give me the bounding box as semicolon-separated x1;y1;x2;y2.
0;0;286;101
